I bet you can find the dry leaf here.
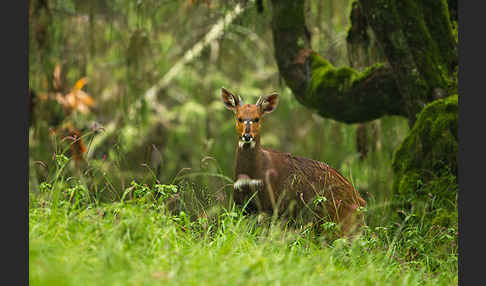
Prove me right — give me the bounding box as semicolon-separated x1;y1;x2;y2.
54;77;95;114
53;64;63;91
55;92;66;106
59;124;87;163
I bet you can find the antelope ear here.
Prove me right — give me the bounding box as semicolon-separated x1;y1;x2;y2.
256;93;279;115
221;87;242;113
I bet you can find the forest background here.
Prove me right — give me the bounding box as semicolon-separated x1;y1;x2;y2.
28;0;458;285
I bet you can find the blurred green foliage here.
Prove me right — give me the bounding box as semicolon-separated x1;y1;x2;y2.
29;0;412;227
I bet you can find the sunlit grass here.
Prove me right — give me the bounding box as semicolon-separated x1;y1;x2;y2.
29;198;456;286
29;173;457;286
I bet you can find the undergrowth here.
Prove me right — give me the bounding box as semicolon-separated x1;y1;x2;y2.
29;156;457;285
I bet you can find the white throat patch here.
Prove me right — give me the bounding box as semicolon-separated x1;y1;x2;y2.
239;140;256;149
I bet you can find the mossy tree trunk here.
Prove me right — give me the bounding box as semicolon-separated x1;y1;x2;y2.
269;0;457;126
269;0;458;223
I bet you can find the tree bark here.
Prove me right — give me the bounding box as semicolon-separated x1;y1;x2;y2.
269;0;457;126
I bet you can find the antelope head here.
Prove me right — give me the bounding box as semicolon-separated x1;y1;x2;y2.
221;87;279;149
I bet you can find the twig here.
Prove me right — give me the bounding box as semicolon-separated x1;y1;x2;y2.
87;2;251;157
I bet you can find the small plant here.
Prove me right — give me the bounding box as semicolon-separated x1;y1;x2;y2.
39;182;52;194
154;184;179;201
121;181;180;207
313;195;327;207
55;154;70;168
64;182;92;208
121;181;151;202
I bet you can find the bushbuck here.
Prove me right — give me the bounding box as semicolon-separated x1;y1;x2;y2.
221;87;366;236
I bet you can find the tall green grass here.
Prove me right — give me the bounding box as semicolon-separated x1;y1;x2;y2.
29;161;457;286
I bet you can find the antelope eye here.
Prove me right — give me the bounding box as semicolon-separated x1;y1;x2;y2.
254;118;259;123
238;118;243;122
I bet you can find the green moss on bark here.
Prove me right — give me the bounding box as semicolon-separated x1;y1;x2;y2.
396;0;448;89
270;0;306;30
392;95;458;212
420;0;457;73
359;0;457;125
309;56;357;96
346;0;371;66
304;53;404;122
270;0;457;126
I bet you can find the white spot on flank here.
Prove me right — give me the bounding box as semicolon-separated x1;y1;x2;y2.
234;178;263;191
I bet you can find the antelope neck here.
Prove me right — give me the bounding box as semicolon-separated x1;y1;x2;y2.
235;137;262;176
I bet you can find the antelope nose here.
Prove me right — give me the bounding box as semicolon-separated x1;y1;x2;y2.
242;134;252;142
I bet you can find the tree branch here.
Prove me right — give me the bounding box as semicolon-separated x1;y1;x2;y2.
307;54;406;123
270;0;407;124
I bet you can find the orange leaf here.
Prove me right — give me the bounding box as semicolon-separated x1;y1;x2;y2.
64;92;76;108
75;90;95;107
72;77;88;92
